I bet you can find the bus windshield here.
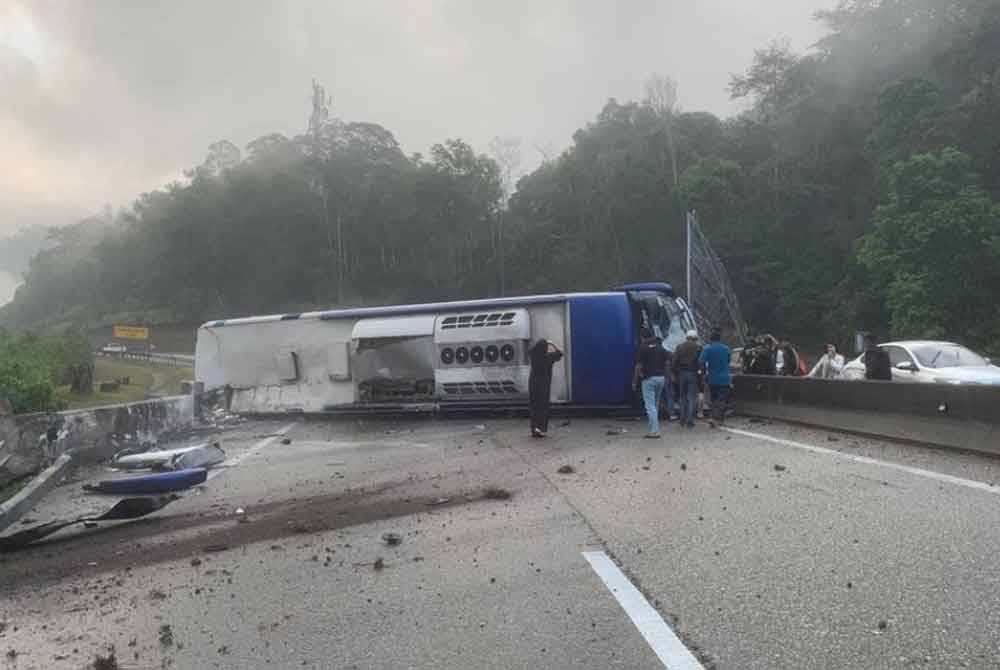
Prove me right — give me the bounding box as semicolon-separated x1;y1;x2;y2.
631;291;695;352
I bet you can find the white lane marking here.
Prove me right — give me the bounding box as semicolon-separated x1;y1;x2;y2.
723;427;999;495
206;423;296;481
583;551;704;670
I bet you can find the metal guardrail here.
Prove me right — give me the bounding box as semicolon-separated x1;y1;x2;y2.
96;351;194;367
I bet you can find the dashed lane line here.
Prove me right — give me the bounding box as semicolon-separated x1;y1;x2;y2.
206;423;296;481
583;551;705;670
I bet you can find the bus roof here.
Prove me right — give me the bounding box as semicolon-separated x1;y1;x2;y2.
199;290;656;329
614;282;675;296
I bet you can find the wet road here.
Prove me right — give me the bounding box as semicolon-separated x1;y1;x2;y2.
2;415;1000;669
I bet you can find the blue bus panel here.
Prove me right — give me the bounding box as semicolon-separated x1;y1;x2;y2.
569;294;637;405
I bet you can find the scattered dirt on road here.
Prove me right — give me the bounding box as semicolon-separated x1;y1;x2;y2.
0;481;501;592
557;465;575;474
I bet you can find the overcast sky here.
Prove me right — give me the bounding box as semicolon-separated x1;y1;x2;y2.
1;0;831;239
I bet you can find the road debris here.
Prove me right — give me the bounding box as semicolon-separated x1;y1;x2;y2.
281;438;292;445
190;557;202;567
287;520;312;534
84;468;208;495
0;496;179;551
557;465;575;474
483;486;512;500
158;624;174;646
113;442;225;471
149;589;168;601
606;428;627;436
373;557;385;571
427;497;451;506
203;544;229;553
171;443;226;470
773;464;787;472
92;646;119;670
382;532;402;546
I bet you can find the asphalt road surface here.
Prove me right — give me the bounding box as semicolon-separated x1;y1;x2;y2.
2;415;1000;669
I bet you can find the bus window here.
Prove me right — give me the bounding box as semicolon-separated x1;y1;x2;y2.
630;291;692;352
629;291;685;351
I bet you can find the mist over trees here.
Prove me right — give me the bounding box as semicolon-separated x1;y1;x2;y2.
2;0;999;353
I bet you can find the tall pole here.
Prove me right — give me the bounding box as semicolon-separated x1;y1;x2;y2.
685;211;693;306
499;210;505;297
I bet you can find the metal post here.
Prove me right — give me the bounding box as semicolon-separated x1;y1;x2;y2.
685;211;693;306
499;210;505;297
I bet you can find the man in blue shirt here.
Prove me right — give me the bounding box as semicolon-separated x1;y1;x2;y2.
698;330;733;428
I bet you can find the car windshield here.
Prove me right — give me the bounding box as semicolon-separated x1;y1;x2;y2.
911;345;988;369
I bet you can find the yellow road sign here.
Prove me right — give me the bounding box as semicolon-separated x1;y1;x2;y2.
113;325;150;341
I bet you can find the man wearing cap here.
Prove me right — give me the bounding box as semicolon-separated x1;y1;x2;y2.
672;330;701;429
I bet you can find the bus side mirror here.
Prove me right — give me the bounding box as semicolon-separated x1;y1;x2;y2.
895;361;917;372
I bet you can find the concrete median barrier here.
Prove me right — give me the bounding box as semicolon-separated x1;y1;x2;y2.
734;375;1000;456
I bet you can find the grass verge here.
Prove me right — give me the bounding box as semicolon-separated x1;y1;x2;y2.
57;357;193;410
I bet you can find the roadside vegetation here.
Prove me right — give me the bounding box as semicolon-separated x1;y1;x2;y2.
0;328;192;414
0;327;93;413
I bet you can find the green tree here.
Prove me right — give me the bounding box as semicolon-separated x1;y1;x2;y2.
858;149;1000;346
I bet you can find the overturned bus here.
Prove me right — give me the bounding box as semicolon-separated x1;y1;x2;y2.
193;282;697;413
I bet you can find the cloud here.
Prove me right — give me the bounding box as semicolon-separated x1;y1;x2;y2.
0;0;829;237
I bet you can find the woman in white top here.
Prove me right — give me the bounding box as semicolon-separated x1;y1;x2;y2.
808;343;846;379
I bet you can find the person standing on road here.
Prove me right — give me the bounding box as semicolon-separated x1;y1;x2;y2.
809;343;846;379
672;330;701;429
863;336;891;381
699;330;733;428
635;333;669;439
529;338;563;437
778;337;799;376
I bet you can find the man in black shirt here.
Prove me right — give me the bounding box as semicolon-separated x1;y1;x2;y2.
863;336;892;381
636;334;669;438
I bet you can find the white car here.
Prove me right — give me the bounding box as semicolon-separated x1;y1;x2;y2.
99;342;128;355
842;340;1000;385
